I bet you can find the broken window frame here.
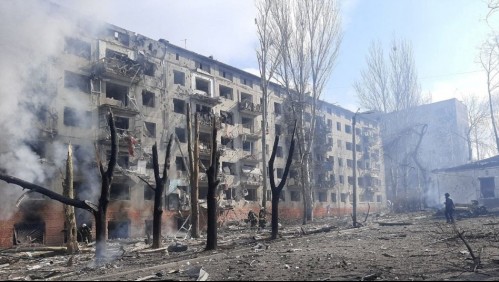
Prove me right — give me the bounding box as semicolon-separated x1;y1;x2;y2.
144;121;156;138
173;70;185;86
64;37;91;60
142;90;155;107
64;71;91;94
110;183;131;201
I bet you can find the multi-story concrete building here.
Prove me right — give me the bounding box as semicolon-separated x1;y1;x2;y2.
379;98;470;208
0;15;385;247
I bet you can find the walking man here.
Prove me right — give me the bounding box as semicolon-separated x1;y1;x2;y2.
444;193;455;223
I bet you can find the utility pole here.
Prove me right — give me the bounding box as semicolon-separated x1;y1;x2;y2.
352;113;358;228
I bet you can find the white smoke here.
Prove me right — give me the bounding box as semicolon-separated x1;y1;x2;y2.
0;0;86;220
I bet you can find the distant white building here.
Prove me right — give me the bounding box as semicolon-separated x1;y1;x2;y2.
432;155;499;208
378;98;470;208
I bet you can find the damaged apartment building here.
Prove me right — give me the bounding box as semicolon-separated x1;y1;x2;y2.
0;16;386;247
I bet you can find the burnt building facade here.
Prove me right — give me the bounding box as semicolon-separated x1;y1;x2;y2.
0;15;386;247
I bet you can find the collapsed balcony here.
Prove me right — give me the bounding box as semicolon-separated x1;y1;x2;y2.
241;166;263;187
238;101;262;116
91;49;142;83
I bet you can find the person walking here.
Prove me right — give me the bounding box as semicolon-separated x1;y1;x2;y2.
444;193;455;223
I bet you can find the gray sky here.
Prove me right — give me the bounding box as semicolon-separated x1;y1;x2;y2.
54;0;499;111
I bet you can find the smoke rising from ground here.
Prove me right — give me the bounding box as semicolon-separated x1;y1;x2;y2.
0;0;87;220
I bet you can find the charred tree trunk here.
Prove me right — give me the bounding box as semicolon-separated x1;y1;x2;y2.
152;136;173;249
187;104;200;238
0;112;117;260
269;121;296;239
206;117;220;251
63;144;79;254
94;111;117;259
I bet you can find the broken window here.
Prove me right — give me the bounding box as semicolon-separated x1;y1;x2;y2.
337;122;341;131
106;82;129;107
225;189;233;200
142;90;155;107
245;189;257;201
63;107;91;128
356;144;362;152
348;176;354;185
220;111;234;125
109;29;130;46
175;127;186;143
219;69;233;81
346;142;353;151
173;70;185;85
338;158;344;167
290;191;301;202
64;71;90;93
219;85;233;100
144;122;156;138
175;157;186;171
14;221;45;245
274;102;282;116
347;159;353;168
327;119;332;130
144;185;154;201
114;116;130;134
175;53;180;60
64;37;91;60
25;140;46;159
115;153;130;169
331;193;337;203
275;124;282;136
340;193;347;203
195;77;211;95
222;162;236;175
358;177;364;188
276;168;284;178
480;177;496;198
242;117;253;129
241;77;253;88
221;136;234;149
345;124;352;133
173;99;186;114
243;141;253;152
142;61;155;76
108;220;130;239
110;183;130;200
318;192;327;203
339;175;344;184
195;61;211;73
280;192;285;201
337;140;343;149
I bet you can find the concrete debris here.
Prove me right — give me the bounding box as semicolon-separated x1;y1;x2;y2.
167;242;188;253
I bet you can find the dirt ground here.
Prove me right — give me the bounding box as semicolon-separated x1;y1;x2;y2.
1;210;499;281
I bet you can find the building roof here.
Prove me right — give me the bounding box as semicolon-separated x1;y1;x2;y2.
433;155;499;173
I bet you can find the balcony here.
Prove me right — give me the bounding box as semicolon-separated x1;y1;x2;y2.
191;90;222;106
240;127;261;141
241;168;262;187
241;153;261;164
238;101;262;116
91;55;142;83
198;113;222;131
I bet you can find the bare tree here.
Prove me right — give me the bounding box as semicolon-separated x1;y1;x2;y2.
0;111;116;260
187;104;200;238
479;39;499;154
63;144;78;254
355;38;427;113
273;0;342;224
151;136;173;249
255;0;281;207
205;117;221;251
269;121;296;239
461;94;491;160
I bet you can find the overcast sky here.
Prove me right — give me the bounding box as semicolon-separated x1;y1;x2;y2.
54;0;499;111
